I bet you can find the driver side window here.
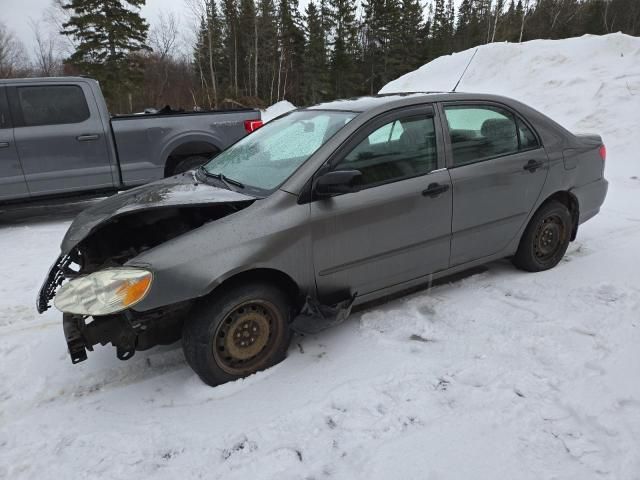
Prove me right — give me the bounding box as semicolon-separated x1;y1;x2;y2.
335;115;438;187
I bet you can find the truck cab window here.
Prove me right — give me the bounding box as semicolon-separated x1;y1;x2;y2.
17;86;90;127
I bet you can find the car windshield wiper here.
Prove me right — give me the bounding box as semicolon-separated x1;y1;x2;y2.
198;167;245;190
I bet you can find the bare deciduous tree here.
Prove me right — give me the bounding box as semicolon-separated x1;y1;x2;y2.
29;19;63;76
0;22;27;78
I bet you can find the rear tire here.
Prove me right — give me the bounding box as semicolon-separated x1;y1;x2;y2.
182;282;292;387
171;155;210;175
513;200;572;272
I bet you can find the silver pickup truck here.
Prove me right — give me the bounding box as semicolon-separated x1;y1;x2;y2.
0;77;261;202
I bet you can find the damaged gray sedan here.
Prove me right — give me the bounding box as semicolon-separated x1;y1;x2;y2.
38;93;608;386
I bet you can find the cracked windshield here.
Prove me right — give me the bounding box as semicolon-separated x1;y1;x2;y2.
203;110;356;192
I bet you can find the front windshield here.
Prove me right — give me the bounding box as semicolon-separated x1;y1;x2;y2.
202;110;357;194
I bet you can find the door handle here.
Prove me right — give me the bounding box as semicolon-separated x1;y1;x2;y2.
76;134;100;142
523;159;543;172
0;142;9;149
422;182;450;198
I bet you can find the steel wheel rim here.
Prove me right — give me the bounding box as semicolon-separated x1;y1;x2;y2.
534;214;565;261
213;299;281;375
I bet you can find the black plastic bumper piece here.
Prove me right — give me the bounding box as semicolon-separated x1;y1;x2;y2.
37;254;72;314
63;314;89;364
61;313;142;364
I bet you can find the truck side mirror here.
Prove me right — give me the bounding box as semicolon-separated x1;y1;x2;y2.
314;170;363;197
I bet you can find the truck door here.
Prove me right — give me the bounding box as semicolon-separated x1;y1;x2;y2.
8;82;115;196
0;87;29;201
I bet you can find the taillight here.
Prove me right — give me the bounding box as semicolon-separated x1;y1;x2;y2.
244;119;263;133
599;144;606;162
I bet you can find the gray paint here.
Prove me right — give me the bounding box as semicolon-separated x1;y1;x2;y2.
41;92;608;326
0;77;260;202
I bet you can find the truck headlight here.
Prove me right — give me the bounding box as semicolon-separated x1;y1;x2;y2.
54;268;153;316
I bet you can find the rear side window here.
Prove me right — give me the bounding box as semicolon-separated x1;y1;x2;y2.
17;86;90;127
336;115;438;187
445;106;518;166
517;117;539;149
444;105;540;167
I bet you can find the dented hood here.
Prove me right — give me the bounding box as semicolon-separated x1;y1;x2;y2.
60;172;255;254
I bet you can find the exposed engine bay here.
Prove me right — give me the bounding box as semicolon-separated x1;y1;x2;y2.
38;201;254;362
73;203;253;274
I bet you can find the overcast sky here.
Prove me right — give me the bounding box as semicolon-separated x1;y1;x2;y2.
4;0;192;57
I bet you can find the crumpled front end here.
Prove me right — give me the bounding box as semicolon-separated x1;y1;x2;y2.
37;175;258;364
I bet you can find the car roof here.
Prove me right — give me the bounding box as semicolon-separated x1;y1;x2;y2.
305;92;521;113
0;76;95;85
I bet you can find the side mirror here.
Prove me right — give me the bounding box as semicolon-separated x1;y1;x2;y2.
314;170;363;197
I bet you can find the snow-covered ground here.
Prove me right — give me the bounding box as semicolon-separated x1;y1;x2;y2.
2;33;640;479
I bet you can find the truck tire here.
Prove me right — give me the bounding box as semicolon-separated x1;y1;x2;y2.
512;200;572;272
172;155;210;175
182;282;292;387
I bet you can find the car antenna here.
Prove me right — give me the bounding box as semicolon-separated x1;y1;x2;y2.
452;48;478;93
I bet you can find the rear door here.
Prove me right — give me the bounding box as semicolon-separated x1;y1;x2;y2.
440;102;548;265
0;87;29;201
8;82;114;196
310;105;452;300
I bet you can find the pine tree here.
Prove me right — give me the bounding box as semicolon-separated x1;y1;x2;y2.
238;0;258;97
399;0;425;73
257;0;279;103
221;0;240;97
455;0;474;50
277;0;305;102
362;0;387;94
60;0;149;112
194;1;224;107
327;0;359;98
304;1;329;103
431;0;449;58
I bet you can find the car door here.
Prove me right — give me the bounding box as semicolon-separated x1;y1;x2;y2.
8;83;114;196
310;106;452;301
0;86;29;201
440;102;549;266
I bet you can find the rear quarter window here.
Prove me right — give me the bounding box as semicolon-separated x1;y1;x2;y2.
17;85;90;127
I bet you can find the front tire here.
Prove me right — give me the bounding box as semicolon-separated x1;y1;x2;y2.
182;282;292;386
513;200;572;272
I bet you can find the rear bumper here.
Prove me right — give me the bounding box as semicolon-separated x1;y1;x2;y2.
573;178;608;225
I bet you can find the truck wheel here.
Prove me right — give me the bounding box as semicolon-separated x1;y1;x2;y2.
513;200;572;272
172;155;210;175
182;282;292;387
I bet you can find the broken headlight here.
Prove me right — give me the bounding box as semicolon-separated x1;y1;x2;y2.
54;268;153;316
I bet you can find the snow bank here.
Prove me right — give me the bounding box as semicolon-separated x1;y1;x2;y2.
262;100;296;122
382;33;640;181
1;34;640;480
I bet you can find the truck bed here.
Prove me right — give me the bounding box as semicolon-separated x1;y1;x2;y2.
111;109;261;186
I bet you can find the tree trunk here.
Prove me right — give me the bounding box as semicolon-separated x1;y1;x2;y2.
234;33;238;96
254;17;258;98
491;1;501;43
519;0;528;43
207;20;217;107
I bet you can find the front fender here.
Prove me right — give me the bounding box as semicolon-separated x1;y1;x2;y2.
127;191;314;312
